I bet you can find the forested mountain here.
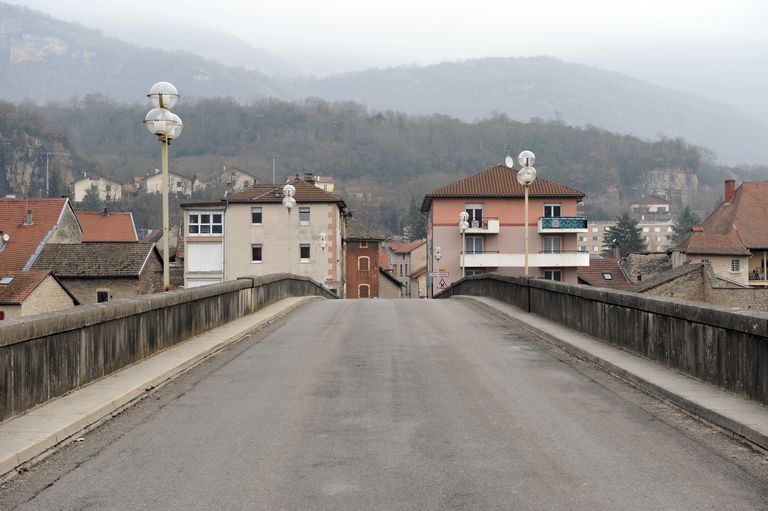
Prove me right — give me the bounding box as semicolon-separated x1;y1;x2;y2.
0;4;277;104
1;2;766;166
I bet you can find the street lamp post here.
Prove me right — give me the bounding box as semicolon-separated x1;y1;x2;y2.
508;150;537;277
459;211;469;278
144;82;183;292
282;184;296;275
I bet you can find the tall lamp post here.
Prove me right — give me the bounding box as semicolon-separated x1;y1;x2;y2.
432;246;442;297
282;184;296;275
509;150;537;277
459;212;469;278
144;82;183;291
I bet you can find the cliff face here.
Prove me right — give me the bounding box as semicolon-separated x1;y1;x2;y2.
636;168;699;205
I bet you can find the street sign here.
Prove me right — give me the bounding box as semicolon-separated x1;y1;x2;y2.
428;272;449;277
438;278;448;289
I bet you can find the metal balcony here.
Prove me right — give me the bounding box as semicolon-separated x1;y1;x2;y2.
538;216;589;233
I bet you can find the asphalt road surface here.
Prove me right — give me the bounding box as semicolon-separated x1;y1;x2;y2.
3;299;767;510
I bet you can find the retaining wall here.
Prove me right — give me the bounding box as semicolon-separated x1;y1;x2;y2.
438;274;768;406
0;274;334;422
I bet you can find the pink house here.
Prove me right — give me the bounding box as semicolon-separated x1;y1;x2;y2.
422;164;589;289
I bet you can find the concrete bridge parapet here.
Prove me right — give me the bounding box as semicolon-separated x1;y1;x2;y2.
437;274;768;406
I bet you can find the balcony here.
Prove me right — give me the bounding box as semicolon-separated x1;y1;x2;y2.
465;217;499;234
462;250;590;268
538;216;589;233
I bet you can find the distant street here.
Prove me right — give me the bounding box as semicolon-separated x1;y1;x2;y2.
3;299;766;510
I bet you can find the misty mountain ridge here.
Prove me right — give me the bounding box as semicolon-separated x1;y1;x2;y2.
0;1;766;165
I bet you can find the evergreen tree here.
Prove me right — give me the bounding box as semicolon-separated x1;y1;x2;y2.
669;205;702;246
601;212;646;257
406;195;427;239
80;183;102;211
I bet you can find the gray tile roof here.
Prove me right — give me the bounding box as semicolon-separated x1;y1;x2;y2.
346;217;387;241
32;243;160;278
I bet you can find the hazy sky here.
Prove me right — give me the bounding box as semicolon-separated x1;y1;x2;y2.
10;0;768;70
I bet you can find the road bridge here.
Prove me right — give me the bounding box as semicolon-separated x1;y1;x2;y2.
1;275;767;509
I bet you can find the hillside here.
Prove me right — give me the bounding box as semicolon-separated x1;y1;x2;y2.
290;58;768;165
0;3;766;167
0;3;277;104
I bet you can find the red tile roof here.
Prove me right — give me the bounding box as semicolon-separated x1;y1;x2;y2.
0;198;76;273
701;182;768;249
677;231;750;256
577;259;632;289
389;239;426;254
76;211;138;242
378;247;393;271
0;270;50;304
225;179;346;205
423;165;585;211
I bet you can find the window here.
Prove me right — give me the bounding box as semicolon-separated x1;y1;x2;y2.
700;258;710;264
603;272;613;280
360;241;368;248
97;291;109;303
592;227;599;232
0;311;3;320
592;236;598;241
593;246;599;252
405;263;409;275
544;270;562;281
543;236;561;253
299;207;310;224
579;246;587;252
731;259;740;272
358;284;370;298
188;212;223;235
465;203;483;228
358;256;370;271
251;207;262;224
466;269;484;277
544;204;561;218
642;227;650;232
252;244;263;263
654;227;661;232
300;244;310;262
188;242;224;272
399;264;403;276
0;276;14;285
465;236;483;254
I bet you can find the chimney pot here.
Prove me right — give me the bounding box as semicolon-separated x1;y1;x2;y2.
725;179;736;202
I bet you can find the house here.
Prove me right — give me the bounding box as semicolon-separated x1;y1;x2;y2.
145;169;195;196
0;271;78;320
630;195;672;215
672;230;751;285
422;164;588;286
577;258;632;290
387;240;427;297
691;179;768;286
578;218;674;255
76;210;138;242
73;174;122;202
314;176;336;193
181;177;347;294
377;246;403;298
32;243;163;304
344;217;387;299
216;166;257;192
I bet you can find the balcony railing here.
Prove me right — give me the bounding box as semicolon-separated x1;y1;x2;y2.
465;217;500;234
462;250;590;268
538;216;589;233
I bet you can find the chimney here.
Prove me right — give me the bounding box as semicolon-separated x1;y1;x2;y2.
24;209;33;226
724;179;736;202
611;239;621;259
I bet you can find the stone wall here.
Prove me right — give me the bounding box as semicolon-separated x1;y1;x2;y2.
438;274;768;406
20;275;77;316
0;274;335;422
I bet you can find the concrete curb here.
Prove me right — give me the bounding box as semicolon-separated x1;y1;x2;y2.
0;296;319;480
457;296;768;451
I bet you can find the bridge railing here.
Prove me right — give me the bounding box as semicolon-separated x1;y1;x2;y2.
437;274;768;406
0;274;335;423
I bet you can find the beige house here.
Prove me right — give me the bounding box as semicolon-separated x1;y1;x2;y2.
0;271;78;320
73;175;122;202
216;167;258;192
386;240;427;298
182;178;348;295
145;169;195;196
32;243;163;304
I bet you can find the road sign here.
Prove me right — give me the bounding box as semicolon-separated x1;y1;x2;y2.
429;272;449;277
438;278;448;289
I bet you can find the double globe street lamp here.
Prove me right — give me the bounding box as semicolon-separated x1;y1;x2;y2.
506;150;537;276
459;211;470;278
144;82;183;291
